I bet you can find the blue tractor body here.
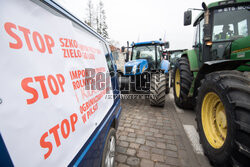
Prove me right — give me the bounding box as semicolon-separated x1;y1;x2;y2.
160;59;170;73
120;40;170;106
124;41;170;76
124;59;148;75
124;58;170;75
121;40;170;94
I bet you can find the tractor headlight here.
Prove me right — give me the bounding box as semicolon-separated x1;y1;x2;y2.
132;65;137;74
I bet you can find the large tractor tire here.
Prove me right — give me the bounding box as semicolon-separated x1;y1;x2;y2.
150;73;166;107
173;57;193;109
196;71;250;167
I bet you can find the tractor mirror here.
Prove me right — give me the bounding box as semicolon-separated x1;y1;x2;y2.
184;10;192;26
202;2;208;11
164;42;169;49
121;46;125;52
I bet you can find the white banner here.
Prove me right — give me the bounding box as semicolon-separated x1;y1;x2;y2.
0;0;114;166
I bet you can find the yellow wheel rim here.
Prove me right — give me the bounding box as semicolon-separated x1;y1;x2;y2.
175;69;181;98
202;92;227;149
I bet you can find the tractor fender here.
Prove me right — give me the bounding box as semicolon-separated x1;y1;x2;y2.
160;60;170;73
181;49;199;72
193;59;250;99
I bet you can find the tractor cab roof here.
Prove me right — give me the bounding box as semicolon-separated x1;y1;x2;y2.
132;41;164;47
207;0;250;9
193;0;250;26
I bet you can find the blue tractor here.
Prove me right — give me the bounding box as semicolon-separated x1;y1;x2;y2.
121;41;170;107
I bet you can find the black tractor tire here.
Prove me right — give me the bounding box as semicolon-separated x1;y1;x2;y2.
150;73;166;107
101;128;116;167
166;73;170;94
173;57;193;109
196;71;250;167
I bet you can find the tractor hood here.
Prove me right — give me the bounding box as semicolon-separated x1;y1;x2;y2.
124;59;148;75
230;36;250;60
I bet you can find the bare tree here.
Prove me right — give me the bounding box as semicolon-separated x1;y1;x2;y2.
85;0;109;39
85;0;94;27
97;1;108;39
96;2;101;34
101;6;109;39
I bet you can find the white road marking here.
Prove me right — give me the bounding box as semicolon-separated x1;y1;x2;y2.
183;125;204;155
169;92;174;99
173;103;185;114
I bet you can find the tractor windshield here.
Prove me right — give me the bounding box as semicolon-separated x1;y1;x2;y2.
132;45;156;60
211;5;250;60
132;45;160;69
212;5;250;41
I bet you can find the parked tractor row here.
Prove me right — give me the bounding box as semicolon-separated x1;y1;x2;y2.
117;0;250;166
173;1;250;166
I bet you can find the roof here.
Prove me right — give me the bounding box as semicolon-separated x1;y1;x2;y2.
193;0;250;26
132;41;164;46
207;0;250;9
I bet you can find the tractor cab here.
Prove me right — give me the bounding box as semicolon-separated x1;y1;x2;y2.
184;1;250;66
124;41;169;75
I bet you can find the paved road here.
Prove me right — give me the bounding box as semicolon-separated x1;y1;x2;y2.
115;89;211;167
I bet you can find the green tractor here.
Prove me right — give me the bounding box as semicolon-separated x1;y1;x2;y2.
173;0;250;166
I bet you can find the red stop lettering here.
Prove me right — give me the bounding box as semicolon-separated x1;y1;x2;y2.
4;22;55;54
40;113;78;159
21;74;65;104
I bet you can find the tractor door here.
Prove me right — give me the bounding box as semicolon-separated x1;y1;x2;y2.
156;45;163;69
193;17;205;68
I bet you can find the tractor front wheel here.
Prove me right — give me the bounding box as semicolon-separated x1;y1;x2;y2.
196;71;250;167
173;57;193;109
150;73;166;107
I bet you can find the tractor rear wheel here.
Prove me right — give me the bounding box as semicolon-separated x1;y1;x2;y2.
173;57;193;109
196;71;250;167
150;73;166;107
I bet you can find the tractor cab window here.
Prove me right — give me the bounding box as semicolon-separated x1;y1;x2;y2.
132;45;156;68
211;5;250;60
213;24;234;41
193;24;200;46
156;45;162;67
199;19;204;44
238;19;248;36
212;6;250;41
194;18;204;45
157;45;162;59
193;18;204;62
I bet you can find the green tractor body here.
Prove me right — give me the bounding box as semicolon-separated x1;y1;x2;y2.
182;0;250;98
174;0;250;166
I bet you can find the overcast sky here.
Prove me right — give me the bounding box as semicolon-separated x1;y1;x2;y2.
57;0;216;49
